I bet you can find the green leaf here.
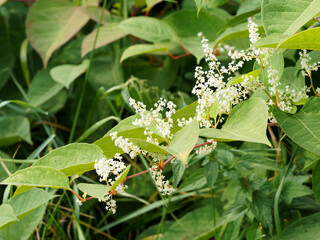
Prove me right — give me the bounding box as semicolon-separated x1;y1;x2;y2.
50;59;89;89
0;166;70;190
0;204;19;229
204;160;219;188
226;69;261;86
222;8;260;29
33;143;104;176
262;0;320;36
9;188;57;219
273;97;320;155
77;183;110;200
109;165;131;191
0;116;32;147
163;9;226;41
276;27;320;50
0;205;46;240
28;69;64;106
279;67;305;93
179;168;207;192
120;16;176;43
161;206;219;240
167;120;199;164
312;162;320;204
26;0;89;66
120;44;169;62
282;213;320;239
200;98;271;146
81;23;127;57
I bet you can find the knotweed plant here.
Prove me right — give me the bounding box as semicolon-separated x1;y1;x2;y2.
91;17;319;214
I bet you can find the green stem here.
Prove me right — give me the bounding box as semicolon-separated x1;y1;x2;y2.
68;0;108;143
309;73;319;96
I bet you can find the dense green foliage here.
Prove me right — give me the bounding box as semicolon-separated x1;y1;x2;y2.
0;0;320;239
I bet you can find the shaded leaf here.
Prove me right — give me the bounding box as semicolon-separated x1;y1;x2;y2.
50;59;89;89
0;116;32;147
26;0;89;66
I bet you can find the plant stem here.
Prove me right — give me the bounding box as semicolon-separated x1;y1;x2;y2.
68;0;108;143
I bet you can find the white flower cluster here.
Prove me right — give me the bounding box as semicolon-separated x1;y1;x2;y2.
129;97;176;140
177;117;194;127
266;68;309;114
192;20;264;128
299;50;320;76
94;154;128;214
195;140;217;155
150;167;175;196
111;132;144;159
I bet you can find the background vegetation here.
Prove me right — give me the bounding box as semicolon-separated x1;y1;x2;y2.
0;0;320;239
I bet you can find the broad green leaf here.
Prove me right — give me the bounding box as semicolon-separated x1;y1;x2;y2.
8;188;57;218
200;98;271;146
312;162;320;204
0;39;15;90
50;59;89;89
0;166;70;190
262;0;320;36
276;27;320;50
33;143;104;176
163;9;226;41
81;23;127;57
282;213;320;239
0;204;19;229
120;16;176;43
237;0;262;14
28;69;64;106
0;205;46;240
282;177;312;205
167;120;200;164
109;165;131;191
12;186;35;198
226;69;261;86
26;0;90;66
273;97;320;155
204;160;218;188
162;206;219;240
77;183;110;200
0;116;32;147
106;115;140;135
120;44;169;62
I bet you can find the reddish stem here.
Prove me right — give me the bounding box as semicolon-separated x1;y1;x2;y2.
268;122;279;126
